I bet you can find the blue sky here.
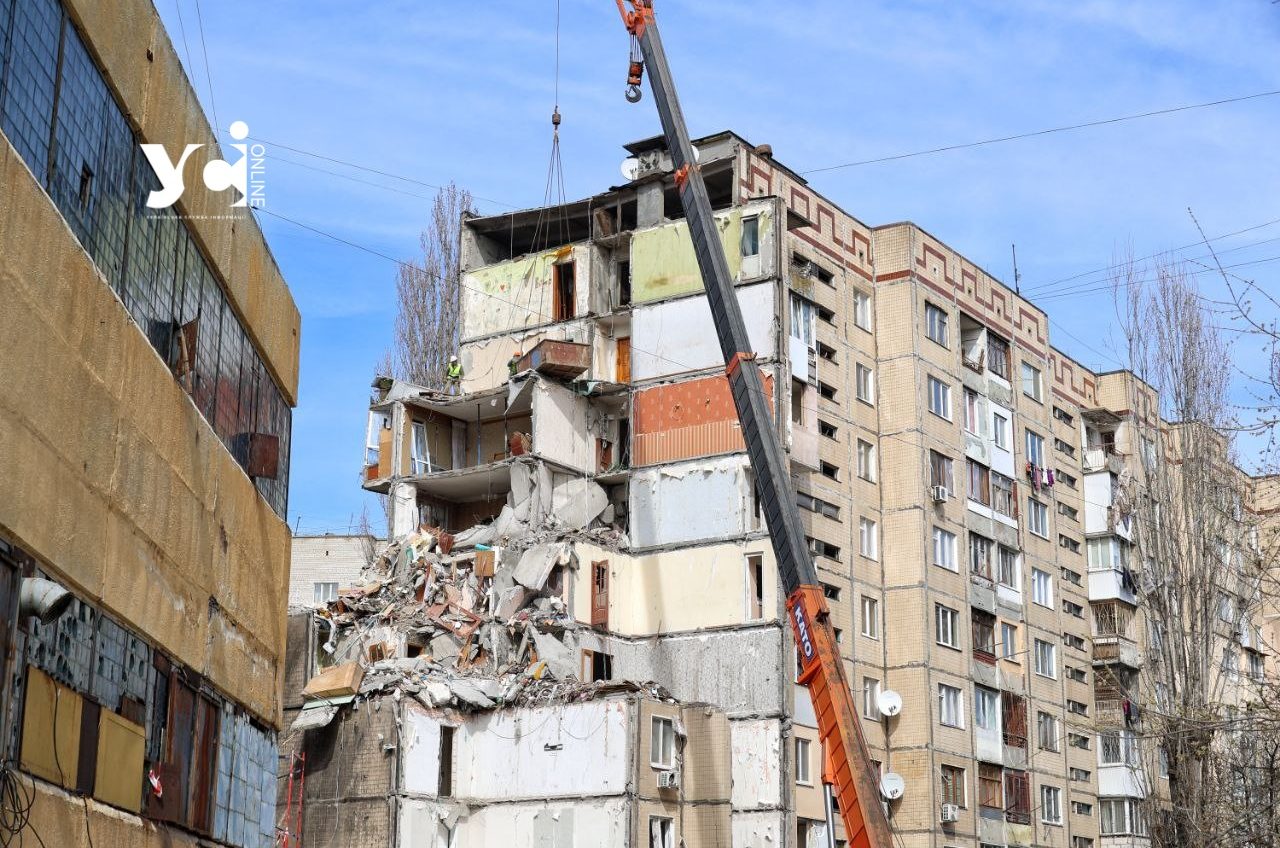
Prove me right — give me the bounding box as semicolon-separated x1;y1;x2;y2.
155;1;1280;534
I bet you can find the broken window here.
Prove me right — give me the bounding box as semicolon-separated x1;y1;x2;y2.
582;650;613;682
438;726;454;797
313;582;338;604
1003;770;1031;823
650;716;675;768
649;816;674;848
791;379;806;425
553;261;576;320
987;333;1011;381
616;260;631;306
411;421;430;474
746;554;764;620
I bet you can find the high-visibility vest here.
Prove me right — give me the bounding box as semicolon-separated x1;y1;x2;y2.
446;362;462;380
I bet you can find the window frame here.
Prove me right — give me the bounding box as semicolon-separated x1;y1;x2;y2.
853;289;873;331
935;603;960;650
1040;785;1062;826
933;526;957;571
1033;639;1057;679
928;375;952;420
856;363;875;405
938;683;964;728
795;737;812;785
926;302;949;347
650;715;676;768
1021;361;1044;403
859;516;879;560
861;595;881;640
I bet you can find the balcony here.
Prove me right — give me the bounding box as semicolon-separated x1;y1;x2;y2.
517;339;591;380
1093;635;1142;669
1084;446;1125;474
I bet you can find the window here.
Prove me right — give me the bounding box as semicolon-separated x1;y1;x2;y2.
1041;785;1062;825
856;517;878;559
940;765;966;808
929;451;954;491
1067;699;1088;716
789;295;816;347
1057;469;1077;488
820;461;840;481
938;684;964;728
972;611;996;661
1061;567;1082;586
809;537;841;560
928;376;951;419
856;363;875;404
936;604;960;649
969;533;993;579
1053;405;1074;425
992;472;1015;518
797;491;840;520
968;459;991;505
1063;600;1084;618
1066;666;1087;683
853;290;872;330
795;737;812;784
1054;437;1076;458
649;816;674;848
933;527;957;571
818;380;837;400
1031;569;1053;607
817;341;836;362
1070;767;1091;783
1059;535;1081;554
926;303;949;346
1037;712;1060;752
1021;362;1043;402
741;216;759;257
1004;770;1031;824
313;582;338;604
818;419;837;439
857;439;877;482
1222;646;1240;678
1087;537;1130;571
963;388;981;434
1027;498;1048;537
988;334;1010;380
997;546;1019;589
410;421;430;474
1250;650;1265;680
1025;429;1045;466
1101;799;1148;836
822;583;841;601
979;764;1003;810
553;261;576;320
1068;732;1092;750
746;554;764;620
974;686;998;730
1063;632;1086;651
861;596;880;639
651;716;675;767
992;413;1009;450
863;677;881;719
1034;639;1057;679
1158;746;1170;777
1000;622;1018;660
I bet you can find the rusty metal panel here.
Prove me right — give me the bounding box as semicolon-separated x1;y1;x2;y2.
19;665;82;789
188;693;220;834
518;339;590;379
75;698;100;795
146;674;194;824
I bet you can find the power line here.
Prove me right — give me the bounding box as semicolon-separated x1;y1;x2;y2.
802;89;1280;174
191;0;220;142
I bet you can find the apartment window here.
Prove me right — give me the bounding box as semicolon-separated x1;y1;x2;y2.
1101;799;1148;836
856;363;875;404
1055;437;1076;458
553;261;576;320
972;611;996;660
857;439;877;482
933;527;957;571
1067;699;1089;716
1034;639;1057;679
1059;535;1081;554
861;596;880;639
1061;567;1082;586
746;554;764;620
1068;735;1093;754
651;716;676;768
859;517;879;559
979;764;1003;810
1066;666;1087;683
795;737;812;784
926;302;949;346
797;491;840;520
992;413;1009;450
863;677;881;719
928;376;951;420
809;537;841;560
820;461;840;481
313;582;338;604
963;388;980;434
1250;650;1265;680
822;583;841;601
997;546;1019;590
1064;632;1086;651
741;216;760;257
969;533;993;579
410;421;430;474
817;341;837;362
974;686;998;730
988;334;1010;380
818;380;837;400
992;472;1015;518
1057;469;1077;488
649;816;674;848
1030;569;1052;607
790;295;816;347
936;604;960;649
1053;405;1074;425
1004;770;1031;824
1063;600;1084;618
940;765;966;808
929;451;954;491
1223;646;1240;678
1027;498;1048;537
853;289;872;331
1037;712;1060;752
938;684;964;728
1070;767;1091;783
817;304;836;325
818;419;837;439
1021;362;1043;402
1000;622;1018;660
1158;746;1170;777
1041;785;1062;825
1025;429;1045;466
968;460;991;505
1087;537;1130;571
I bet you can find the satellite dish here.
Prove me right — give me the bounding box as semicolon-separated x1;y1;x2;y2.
877;689;903;717
620;157;641;181
880;772;905;801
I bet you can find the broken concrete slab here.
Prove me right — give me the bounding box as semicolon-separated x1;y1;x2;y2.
496;586;533;620
550;478;608;529
302;662;365;700
531;629;578;682
512;543;566;592
449;678;496;709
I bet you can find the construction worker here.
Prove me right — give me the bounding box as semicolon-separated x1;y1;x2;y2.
508;350;522;379
445;355;463;395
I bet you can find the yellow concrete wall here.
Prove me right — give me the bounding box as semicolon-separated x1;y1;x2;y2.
0;128;289;727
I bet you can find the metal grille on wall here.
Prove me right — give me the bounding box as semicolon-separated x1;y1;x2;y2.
0;0;291;517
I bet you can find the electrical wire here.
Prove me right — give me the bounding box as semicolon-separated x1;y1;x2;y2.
801;88;1280;174
191;0;220;143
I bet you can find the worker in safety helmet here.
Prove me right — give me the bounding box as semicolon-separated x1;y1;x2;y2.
508;351;523;379
445;355;463;395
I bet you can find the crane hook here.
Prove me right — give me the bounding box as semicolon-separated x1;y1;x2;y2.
625;85;643;103
624;58;645;103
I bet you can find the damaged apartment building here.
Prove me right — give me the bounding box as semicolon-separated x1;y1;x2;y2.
282;130;1274;848
0;1;299;847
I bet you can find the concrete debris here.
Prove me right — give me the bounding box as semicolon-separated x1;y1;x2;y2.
512;542;568;592
549;478;608;529
302;662;364;700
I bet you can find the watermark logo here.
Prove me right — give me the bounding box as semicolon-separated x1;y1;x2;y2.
141;120;266;210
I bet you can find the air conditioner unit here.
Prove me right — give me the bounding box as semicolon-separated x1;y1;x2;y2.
657;770;680;789
940;803;960;823
930;485;950;503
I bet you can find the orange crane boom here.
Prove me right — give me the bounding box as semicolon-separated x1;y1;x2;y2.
614;3;894;846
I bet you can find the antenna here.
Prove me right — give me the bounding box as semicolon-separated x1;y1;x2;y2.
1011;244;1022;295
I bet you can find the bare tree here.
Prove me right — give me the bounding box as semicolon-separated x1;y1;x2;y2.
1111;256;1280;848
392;183;474;386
